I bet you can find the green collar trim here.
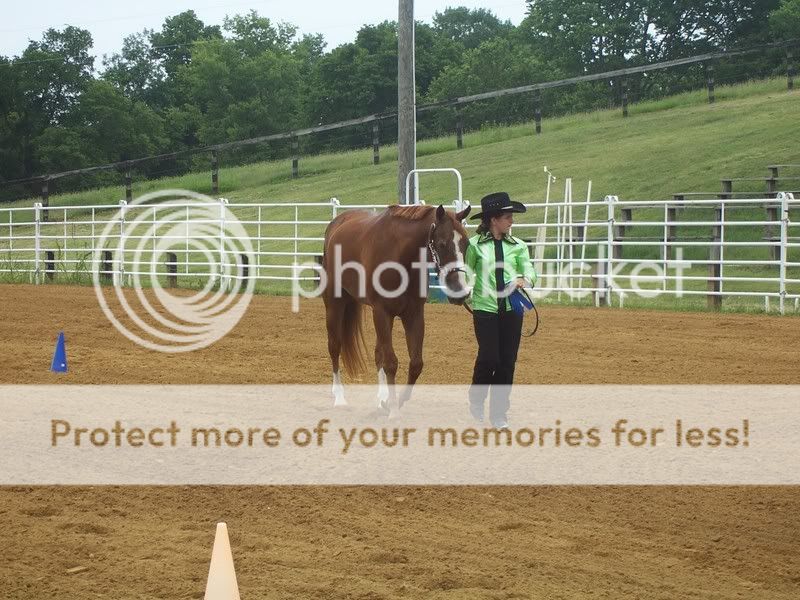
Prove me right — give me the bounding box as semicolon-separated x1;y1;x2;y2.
477;232;518;244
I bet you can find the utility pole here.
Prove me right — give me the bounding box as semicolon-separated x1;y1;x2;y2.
397;0;416;204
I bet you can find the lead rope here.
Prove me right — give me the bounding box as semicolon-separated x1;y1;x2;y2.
463;287;539;337
517;287;540;338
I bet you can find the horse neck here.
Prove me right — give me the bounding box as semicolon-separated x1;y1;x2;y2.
393;214;436;265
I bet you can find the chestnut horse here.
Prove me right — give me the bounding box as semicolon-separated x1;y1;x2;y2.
322;203;471;415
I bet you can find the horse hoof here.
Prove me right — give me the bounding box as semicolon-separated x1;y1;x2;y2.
333;389;347;407
369;404;390;419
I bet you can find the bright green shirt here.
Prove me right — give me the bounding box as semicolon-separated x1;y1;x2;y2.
464;232;538;313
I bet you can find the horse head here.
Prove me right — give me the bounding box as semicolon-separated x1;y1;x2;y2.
429;204;472;305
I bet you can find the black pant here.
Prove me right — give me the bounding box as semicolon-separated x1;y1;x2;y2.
469;309;523;422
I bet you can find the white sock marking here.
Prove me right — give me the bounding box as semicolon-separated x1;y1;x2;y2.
377;367;389;406
332;370;347;406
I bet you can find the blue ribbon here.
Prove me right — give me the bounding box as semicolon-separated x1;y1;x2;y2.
508;288;534;316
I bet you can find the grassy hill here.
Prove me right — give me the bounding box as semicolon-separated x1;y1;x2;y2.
1;77;798;313
3;77;797;211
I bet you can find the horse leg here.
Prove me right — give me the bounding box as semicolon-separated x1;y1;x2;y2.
374;339;389;408
325;297;347;407
399;306;424;408
372;305;399;417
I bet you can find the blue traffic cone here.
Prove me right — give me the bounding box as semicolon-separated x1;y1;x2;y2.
50;331;67;373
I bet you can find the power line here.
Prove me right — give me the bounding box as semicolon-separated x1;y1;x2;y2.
0;1;283;34
1;39;219;67
1;16;382;67
0;1;523;35
0;3;526;66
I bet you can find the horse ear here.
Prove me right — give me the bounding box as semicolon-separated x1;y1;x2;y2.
436;205;446;221
456;205;471;221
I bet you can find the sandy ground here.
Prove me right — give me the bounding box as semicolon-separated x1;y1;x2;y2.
2;284;799;385
1;284;799;599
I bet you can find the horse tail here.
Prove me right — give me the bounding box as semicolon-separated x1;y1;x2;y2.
323;212;367;378
340;297;367;378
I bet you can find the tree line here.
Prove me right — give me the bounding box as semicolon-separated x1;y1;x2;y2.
1;1;797;198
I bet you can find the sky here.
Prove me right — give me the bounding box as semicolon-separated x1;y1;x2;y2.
0;1;529;64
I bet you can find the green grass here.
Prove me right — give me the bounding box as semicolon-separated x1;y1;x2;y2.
1;76;799;314
3;76;798;210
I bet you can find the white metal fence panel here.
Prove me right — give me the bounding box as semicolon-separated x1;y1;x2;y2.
0;193;797;313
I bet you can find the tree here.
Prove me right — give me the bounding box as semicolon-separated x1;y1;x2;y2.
518;0;781;105
426;38;559;99
16;26;95;126
415;23;465;95
0;55;27;181
305;22;398;124
32;126;90;173
102;30;167;107
521;1;650;74
71;80;167;164
433;6;514;50
425;38;562;131
26;80;166;178
149;10;222;78
697;0;781;48
292;33;326;67
223;10;297;57
292;33;327;129
177;38;303;145
162;104;203;152
521;1;780;74
769;0;800;38
303;19;463;127
0;27;94;182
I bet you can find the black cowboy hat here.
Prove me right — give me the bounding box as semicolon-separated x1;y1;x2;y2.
470;191;527;220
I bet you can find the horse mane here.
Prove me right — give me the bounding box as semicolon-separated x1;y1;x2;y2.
387;204;435;221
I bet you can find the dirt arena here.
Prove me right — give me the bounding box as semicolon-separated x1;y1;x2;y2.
1;284;799;599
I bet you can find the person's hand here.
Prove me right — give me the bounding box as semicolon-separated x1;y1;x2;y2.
515;277;525;289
